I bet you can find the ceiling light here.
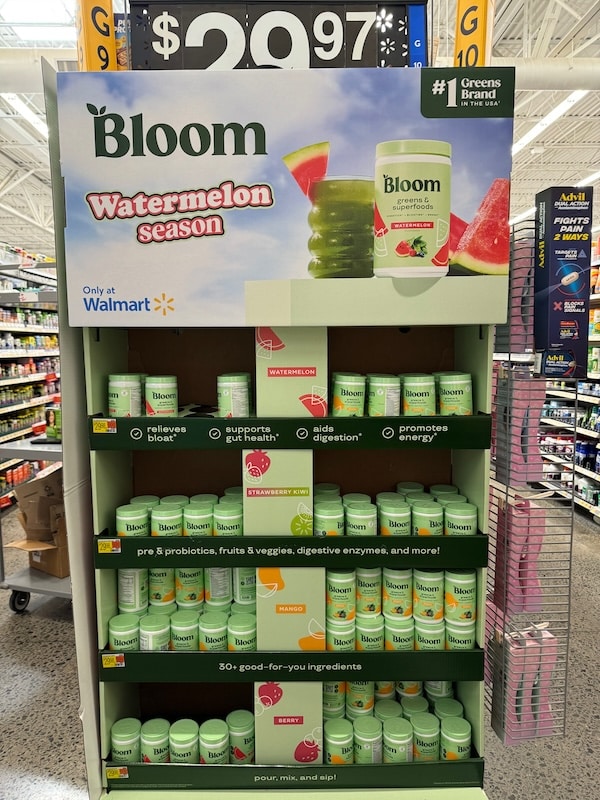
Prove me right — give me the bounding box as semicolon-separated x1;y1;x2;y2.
0;93;48;139
512;90;589;156
509;206;536;226
576;170;600;187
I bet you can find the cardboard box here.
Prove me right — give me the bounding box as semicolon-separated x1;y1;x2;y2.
254;681;323;765
7;517;70;579
256;566;326;651
255;327;328;417
13;468;63;540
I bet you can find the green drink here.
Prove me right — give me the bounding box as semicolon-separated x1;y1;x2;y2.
308;177;374;278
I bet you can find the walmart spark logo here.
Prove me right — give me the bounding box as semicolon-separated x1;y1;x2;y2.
154;292;175;316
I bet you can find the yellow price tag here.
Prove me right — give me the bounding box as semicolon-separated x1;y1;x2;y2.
106;766;129;780
92;418;117;434
97;539;121;554
102;653;126;669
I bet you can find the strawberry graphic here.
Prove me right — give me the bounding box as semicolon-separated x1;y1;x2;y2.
245;450;271;479
294;737;320;763
257;682;283;707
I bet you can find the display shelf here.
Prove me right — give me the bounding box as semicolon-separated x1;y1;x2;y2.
97;789;489;800
102;758;485;792
540;416;599;439
98;649;484;683
94;534;488;569
0;437;62;461
0;322;58;334
0;426;34;444
89;414;492;452
0;395;56;416
0;348;59;359
245;277;509;327
0;372;59;388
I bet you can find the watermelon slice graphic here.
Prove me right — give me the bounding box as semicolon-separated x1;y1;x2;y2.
282;142;330;199
450;179;510;275
448;213;468;260
256;327;285;351
299;392;328;417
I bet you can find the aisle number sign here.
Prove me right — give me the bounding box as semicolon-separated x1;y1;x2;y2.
76;0;118;71
453;0;496;67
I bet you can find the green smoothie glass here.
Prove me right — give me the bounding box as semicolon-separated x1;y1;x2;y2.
307;177;374;278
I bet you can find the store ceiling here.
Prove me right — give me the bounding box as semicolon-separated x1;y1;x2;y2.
0;0;598;261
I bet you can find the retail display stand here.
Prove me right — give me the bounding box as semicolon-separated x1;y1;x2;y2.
44;58;516;800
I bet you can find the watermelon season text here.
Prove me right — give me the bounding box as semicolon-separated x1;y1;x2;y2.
85;105;273;245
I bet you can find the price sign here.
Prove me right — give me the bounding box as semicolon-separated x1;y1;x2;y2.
129;1;428;70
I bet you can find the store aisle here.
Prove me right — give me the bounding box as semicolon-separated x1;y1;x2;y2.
0;506;598;800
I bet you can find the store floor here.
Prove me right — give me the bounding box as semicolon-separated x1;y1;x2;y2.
1;508;598;800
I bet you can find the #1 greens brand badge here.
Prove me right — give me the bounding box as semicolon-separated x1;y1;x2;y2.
421;67;515;118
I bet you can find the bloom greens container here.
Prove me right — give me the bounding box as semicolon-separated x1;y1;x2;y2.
379;500;411;536
355;614;384;651
375;681;395;699
384;615;414;651
346;503;377;536
440;717;472;760
383;568;412;617
346;681;375;713
326;619;355;651
326;569;356;621
414;619;445;651
314;482;341;497
183;505;213;537
140;718;170;763
199;610;229;651
444;569;477;622
111;717;141;763
227;613;257;651
199;719;229;764
434;698;464;720
324;718;354;765
444;502;478;536
213;503;243;536
374;699;403;722
151;506;182;537
383;717;413;763
190;493;219;506
356;567;382;615
108;613;139;651
139;614;170;651
217;374;249;418
396;681;423;699
149;567;176;606
374;139;451;277
412;713;440;761
169;719;200;763
445;619;477;650
233;567;256;604
400;696;428;721
175;567;204;609
227;709;255;764
108;374;142;418
148;601;177;616
438;372;473;416
413;568;444;622
425;680;454;701
118;568;148;615
412;503;444;537
401;374;436;416
116;504;149;537
204;567;233;604
331;373;366;417
396;481;424;495
145;375;178;417
429;484;459;497
367;374;401;417
314;502;345;537
170;610;199;651
130;494;160;509
323;681;346;703
353;716;383;764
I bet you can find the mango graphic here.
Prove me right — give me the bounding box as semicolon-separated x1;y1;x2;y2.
298;618;325;651
257;567;285;597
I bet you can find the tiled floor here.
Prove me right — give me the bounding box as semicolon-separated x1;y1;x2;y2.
1;507;598;800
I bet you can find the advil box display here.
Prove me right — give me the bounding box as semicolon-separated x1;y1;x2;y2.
534;186;593;379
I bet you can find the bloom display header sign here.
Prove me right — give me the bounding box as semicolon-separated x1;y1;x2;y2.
57;67;514;327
